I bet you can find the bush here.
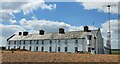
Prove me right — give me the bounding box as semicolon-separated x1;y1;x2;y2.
11;48;15;53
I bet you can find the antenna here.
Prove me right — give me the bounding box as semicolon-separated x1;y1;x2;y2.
102;4;116;54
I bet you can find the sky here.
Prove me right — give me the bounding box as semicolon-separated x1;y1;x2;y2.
0;0;119;49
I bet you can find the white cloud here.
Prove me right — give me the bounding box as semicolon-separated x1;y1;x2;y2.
2;18;119;49
0;0;56;23
1;18;97;46
101;20;119;49
76;0;119;14
21;0;56;14
0;10;14;21
0;24;24;46
75;0;119;2
0;24;24;37
19;18;97;32
9;19;17;24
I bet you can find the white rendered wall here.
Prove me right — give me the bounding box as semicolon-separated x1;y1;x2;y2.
7;38;87;53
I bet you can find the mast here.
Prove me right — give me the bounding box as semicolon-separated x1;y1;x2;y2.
106;4;111;54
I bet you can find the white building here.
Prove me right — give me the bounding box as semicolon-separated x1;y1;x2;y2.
6;26;104;54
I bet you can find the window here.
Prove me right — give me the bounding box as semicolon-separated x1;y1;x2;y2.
92;48;95;50
14;41;16;44
75;40;78;44
30;40;32;44
65;47;67;52
87;35;92;40
75;47;78;52
36;40;39;45
65;40;68;45
50;40;52;44
23;40;25;44
8;41;10;45
19;41;21;44
58;40;61;42
29;46;31;50
23;46;25;49
49;47;52;52
88;47;91;52
41;46;44;51
42;40;44;45
14;46;16;49
18;46;20;49
58;47;60;52
36;46;38;51
8;46;10;50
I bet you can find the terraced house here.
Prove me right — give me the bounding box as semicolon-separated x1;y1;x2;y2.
6;26;105;54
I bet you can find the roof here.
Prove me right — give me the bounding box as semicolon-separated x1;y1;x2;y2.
8;30;99;41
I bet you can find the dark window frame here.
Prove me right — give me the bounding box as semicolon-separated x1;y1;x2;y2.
75;47;78;52
41;46;44;52
8;41;10;45
75;39;78;44
8;46;10;50
14;41;16;45
50;40;52;44
65;40;68;45
87;35;92;40
23;40;25;44
36;46;38;51
14;46;16;49
65;47;67;52
19;41;21;44
36;40;39;45
23;46;25;49
30;40;32;44
42;40;44;45
58;40;61;42
29;46;31;50
58;47;60;52
19;46;20;49
88;47;91;52
49;47;52;52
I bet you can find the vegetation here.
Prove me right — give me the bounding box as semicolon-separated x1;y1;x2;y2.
111;51;120;55
111;49;120;55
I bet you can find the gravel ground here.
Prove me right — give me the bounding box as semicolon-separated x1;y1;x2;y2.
1;51;120;62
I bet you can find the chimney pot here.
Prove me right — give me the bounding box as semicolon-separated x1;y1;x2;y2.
84;26;89;32
59;28;65;34
23;32;28;36
39;30;44;35
19;32;22;35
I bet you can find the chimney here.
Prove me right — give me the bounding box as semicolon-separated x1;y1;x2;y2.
19;32;22;35
39;30;44;35
23;32;28;36
59;28;65;34
84;26;89;32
